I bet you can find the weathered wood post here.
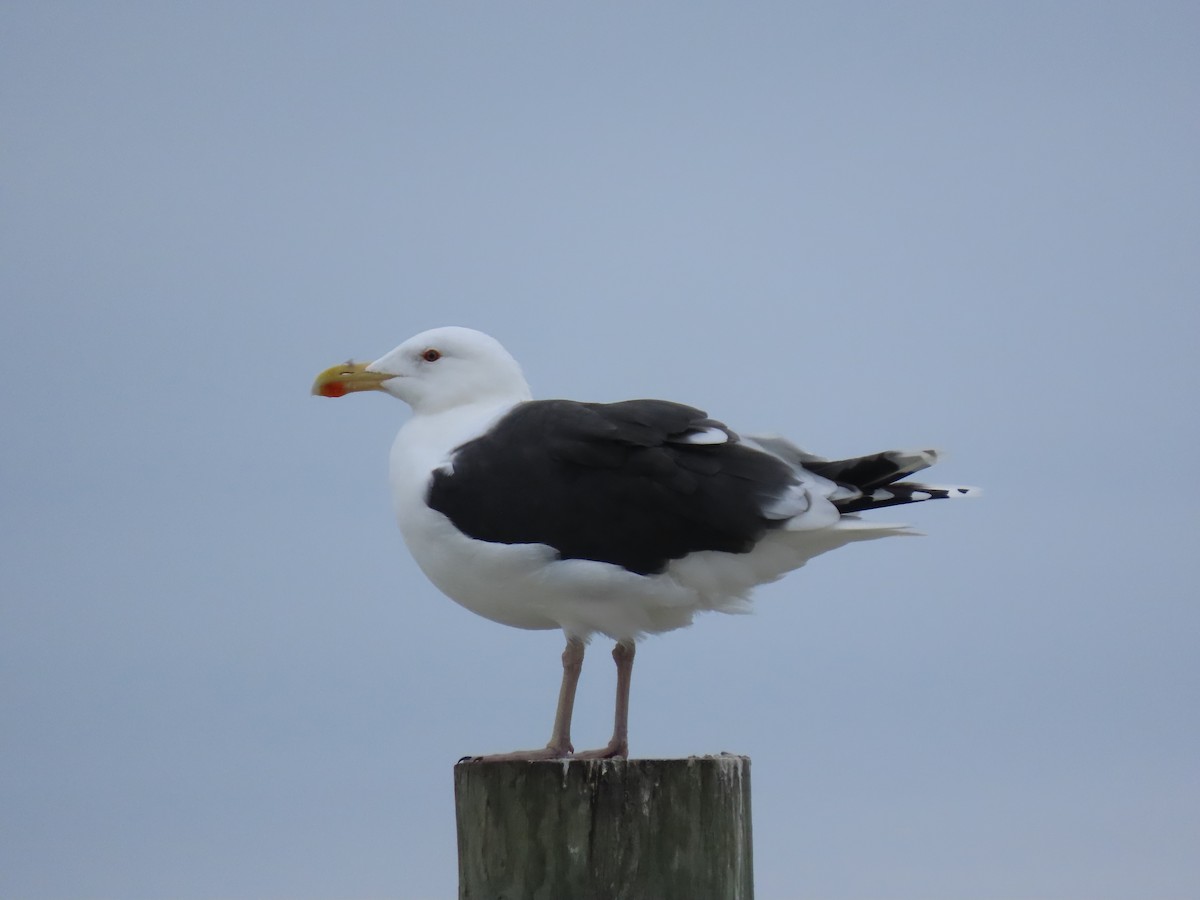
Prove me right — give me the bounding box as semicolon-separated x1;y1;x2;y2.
454;755;753;900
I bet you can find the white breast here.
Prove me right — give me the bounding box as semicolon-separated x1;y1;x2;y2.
387;401;563;630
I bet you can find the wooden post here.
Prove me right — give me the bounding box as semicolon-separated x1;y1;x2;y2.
454;755;753;900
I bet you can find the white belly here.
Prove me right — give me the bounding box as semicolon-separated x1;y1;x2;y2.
393;481;715;639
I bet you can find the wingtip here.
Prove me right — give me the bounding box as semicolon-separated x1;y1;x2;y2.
948;485;982;498
891;447;940;473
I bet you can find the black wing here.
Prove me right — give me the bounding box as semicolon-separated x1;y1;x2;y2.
426;399;797;575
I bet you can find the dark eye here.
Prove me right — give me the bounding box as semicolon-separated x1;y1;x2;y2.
421;348;442;362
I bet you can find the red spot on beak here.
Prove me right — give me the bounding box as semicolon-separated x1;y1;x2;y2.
318;382;348;398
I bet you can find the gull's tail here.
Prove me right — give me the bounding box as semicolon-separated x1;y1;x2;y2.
798;447;980;513
833;480;981;513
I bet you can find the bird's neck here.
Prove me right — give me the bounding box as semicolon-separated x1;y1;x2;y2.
394;398;523;477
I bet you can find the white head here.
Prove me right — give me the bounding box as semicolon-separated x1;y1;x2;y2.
312;326;533;414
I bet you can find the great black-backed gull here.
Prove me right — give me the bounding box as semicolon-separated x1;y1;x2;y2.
312;325;976;761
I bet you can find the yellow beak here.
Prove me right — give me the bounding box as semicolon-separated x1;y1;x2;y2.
311;361;394;398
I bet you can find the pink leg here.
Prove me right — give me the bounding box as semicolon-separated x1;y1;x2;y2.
466;636;584;762
574;640;635;759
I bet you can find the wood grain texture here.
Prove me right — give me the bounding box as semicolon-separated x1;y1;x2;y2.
455;756;753;900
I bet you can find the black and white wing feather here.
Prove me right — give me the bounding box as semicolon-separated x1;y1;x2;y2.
427;399;796;575
427;400;976;577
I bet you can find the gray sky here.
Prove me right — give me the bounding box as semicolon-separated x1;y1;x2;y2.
2;3;1197;898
